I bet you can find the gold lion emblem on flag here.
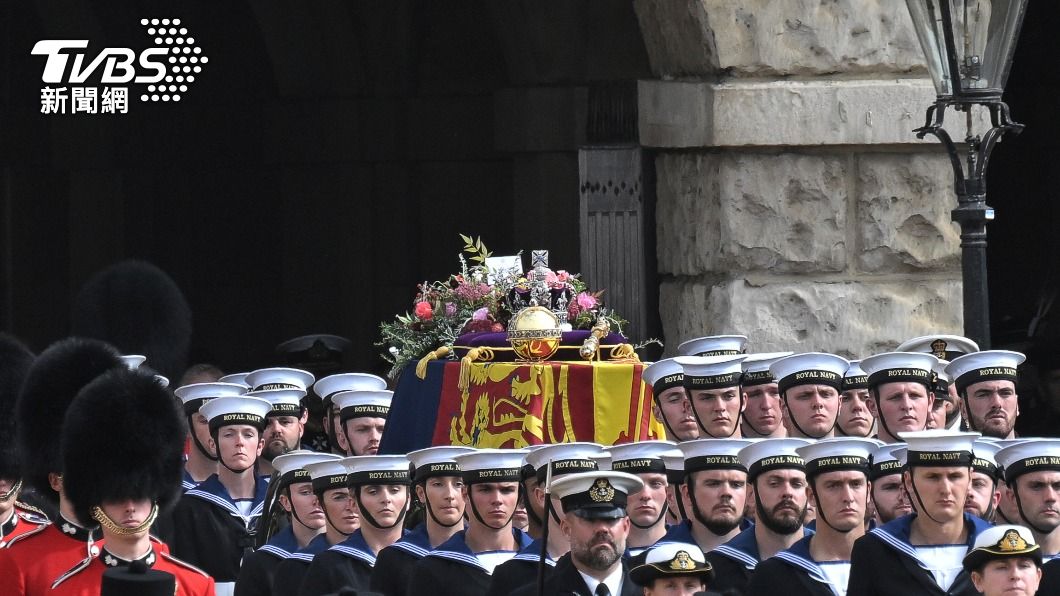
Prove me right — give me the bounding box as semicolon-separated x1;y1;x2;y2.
589;478;615;502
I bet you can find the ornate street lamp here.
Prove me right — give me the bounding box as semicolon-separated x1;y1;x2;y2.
905;0;1029;348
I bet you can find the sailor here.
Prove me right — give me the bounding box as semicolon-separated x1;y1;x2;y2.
993;438;1060;594
629;542;717;596
746;438;877;596
836;360;874;437
0;333;46;549
770;353;849;439
868;443;911;525
235;450;338;596
642;359;699;442
678;335;747;358
947;350;1025;439
312;373;389;456
605;441;677;557
656;439;753;554
859;352;939;444
162;395;273;595
332;389;393;456
49;368;214;596
511;470;645;596
963;524;1043;596
300;455;411;594
928;362;959;431
964;439;1001;522
0;338;125;596
173;382;248;491
486;443;603;596
706;438;814;595
897;335;978;432
848;430;991;596
740;352;793;439
661;451;689;526
408;449;532;596
270;456;359;596
675;355;748;439
246;386;311;476
517;445;550;540
371;446;472;596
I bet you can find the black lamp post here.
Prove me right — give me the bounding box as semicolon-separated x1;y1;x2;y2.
905;0;1029;349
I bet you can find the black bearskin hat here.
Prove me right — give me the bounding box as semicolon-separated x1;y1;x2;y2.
15;337;124;503
0;333;34;480
63;368;185;525
72;259;192;383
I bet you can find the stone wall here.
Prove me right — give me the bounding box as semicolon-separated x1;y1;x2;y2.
633;0;979;357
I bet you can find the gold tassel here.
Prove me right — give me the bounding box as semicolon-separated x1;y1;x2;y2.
415;346;451;379
458;347;495;391
609;344;639;362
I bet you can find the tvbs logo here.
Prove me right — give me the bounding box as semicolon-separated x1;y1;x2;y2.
33;18;206;115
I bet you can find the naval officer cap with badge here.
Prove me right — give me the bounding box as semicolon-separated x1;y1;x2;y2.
964;524;1043;596
705;438;812;596
642;359;699;442
408;449;532;596
630;541;716;596
51;367;214;596
509;470;644;596
747;437;877;596
770;353;849;439
848;430;992;596
160;395;273;595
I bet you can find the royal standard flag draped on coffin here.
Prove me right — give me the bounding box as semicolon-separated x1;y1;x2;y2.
432;360;664;448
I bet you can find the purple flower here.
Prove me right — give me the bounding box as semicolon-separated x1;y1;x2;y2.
445;302;457;317
472;307;490;321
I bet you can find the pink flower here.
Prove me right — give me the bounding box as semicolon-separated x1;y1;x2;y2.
556;270;571;283
414;301;433;320
472;307;490;321
445;302;457;317
576;292;597;310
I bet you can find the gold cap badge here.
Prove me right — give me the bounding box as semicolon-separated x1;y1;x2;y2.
669;551;695;571
589;478;615;503
931;339;948;359
999;529;1029;552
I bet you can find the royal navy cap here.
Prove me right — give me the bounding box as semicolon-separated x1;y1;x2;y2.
897;335;979;361
454;449;528;484
677;336;747;358
842;361;869;391
661;450;686;484
247;387;306;417
121;354;169;388
869;442;906;480
770;353;849;395
407;446;474;482
971;439;1002;480
741;352;794;387
897;430;979;468
994;439;1060;482
675;355;746;390
678;439;754;475
946;350;1026;395
525;442;603;483
343;455;410;485
313;372;388;407
199;396;272;432
642;359;685;395
306;458;349;492
273;450;342;489
174;382;247;415
796;437;876;478
607;440;678;476
933;360;953;395
859;352;938;391
244;367;316;392
218;372;250;387
332;390;392;422
738;438;812;480
520;444;551;482
550;471;644;519
630;542;713;587
963;525;1042;571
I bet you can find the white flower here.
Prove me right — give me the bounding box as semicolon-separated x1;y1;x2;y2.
389;347;400;356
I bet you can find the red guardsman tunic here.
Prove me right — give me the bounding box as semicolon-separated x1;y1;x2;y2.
0;503;50;548
50;542;215;596
0;518;103;596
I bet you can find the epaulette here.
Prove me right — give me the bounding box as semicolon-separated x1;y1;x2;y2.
15;500;49;520
161;551;211;577
3;521;50;547
15;504;49;525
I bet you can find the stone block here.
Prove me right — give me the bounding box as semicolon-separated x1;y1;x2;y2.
660;278;963;358
656;152;846;275
856;153;961;272
639;79;991;149
655;153;719;276
635;0;925;77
